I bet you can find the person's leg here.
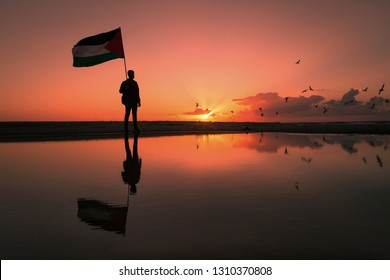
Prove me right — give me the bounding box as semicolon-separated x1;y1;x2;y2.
124;106;131;132
133;135;139;160
132;106;139;132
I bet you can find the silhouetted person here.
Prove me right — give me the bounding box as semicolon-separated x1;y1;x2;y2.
120;70;141;133
122;134;142;194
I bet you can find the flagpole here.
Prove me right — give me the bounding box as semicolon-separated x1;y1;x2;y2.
123;55;128;79
120;27;128;79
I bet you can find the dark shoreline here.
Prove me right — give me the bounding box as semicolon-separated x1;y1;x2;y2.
1;121;390;142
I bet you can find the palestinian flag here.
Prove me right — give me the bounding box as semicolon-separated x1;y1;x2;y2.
72;28;124;67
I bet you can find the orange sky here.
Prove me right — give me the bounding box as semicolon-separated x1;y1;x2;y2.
0;0;389;122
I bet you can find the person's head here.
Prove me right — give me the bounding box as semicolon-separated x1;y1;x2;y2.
128;70;135;79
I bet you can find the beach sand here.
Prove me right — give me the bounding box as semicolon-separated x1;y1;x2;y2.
1;121;390;142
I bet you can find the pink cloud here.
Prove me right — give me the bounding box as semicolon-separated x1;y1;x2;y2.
324;89;390;117
232;90;390;121
232;92;324;121
183;107;212;115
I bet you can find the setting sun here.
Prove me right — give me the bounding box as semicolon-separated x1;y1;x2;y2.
202;112;212;120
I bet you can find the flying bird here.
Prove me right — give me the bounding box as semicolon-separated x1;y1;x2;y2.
284;147;289;155
323;107;330;114
259;107;263;112
275;112;279;115
285;97;290;103
376;155;383;168
196;103;199;107
295;59;300;64
378;84;385;95
309;86;314;91
302;89;308;93
361;157;367;164
294;181;299;190
362;87;368;92
301;157;312;164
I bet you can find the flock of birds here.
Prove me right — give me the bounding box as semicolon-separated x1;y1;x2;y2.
294;59;386;97
277;60;386;116
341;84;386;110
276;81;384;116
194;59;386;119
295;60;385;115
191;58;388;121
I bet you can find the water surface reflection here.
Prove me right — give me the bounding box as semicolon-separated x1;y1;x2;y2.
77;134;142;235
0;133;389;259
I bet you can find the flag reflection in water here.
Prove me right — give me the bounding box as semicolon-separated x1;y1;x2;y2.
77;199;128;235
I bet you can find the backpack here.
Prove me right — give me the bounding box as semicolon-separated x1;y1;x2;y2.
121;94;127;105
119;80;130;105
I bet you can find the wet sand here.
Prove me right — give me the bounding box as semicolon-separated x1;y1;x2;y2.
1;121;390;142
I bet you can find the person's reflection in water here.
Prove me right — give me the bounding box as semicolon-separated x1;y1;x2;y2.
122;133;142;195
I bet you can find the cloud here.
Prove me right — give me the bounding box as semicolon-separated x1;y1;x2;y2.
341;89;362;105
324;89;390;116
183;107;212;115
233;92;324;112
232;92;325;121
324;88;361;106
368;96;390;109
232;89;390;121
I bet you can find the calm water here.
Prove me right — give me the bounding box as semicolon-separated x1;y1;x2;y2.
1;133;390;260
